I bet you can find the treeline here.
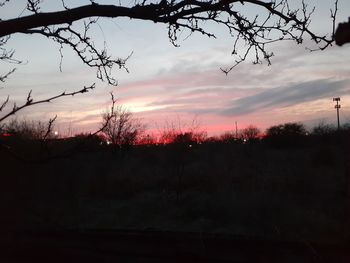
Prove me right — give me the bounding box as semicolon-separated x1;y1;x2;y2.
1;118;350;164
1;118;349;147
1;118;350;237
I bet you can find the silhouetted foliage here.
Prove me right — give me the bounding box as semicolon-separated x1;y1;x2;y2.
3;118;55;140
0;117;58;161
219;131;236;144
160;127;206;201
137;133;157;146
265;122;307;148
172;132;195;145
101;100;144;151
1;119;350;246
240;125;261;142
73;132;105;150
159;118;207;145
312;122;336;137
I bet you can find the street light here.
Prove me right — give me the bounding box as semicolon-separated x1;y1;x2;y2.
333;97;341;130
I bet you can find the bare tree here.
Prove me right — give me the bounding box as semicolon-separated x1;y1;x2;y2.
158;117;206;144
312;122;335;136
240;125;261;141
3;118;56;140
0;85;95;160
101;93;144;150
220;131;236;143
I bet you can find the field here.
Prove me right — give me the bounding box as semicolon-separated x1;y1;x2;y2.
1;131;350;246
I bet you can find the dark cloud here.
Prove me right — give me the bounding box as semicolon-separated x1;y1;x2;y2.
220;78;350;116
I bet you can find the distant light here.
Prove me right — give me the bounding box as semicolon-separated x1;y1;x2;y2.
106;141;111;145
2;133;11;137
189;144;193;148
54;131;58;136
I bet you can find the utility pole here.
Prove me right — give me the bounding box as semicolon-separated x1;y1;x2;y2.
333;97;341;130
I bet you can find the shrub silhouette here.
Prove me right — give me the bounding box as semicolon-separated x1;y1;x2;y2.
4;119;53;140
265;122;307;148
220;132;236;144
173;132;196;145
73;133;105;151
240;125;261;142
101;103;144;153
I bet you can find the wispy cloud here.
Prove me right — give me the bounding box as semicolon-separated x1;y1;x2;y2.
7;29;349;136
220;79;350;115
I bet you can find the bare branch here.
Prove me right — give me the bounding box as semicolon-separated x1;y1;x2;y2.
61;0;70;10
99;92;117;135
43;115;57;141
0;84;95;123
27;0;42;14
0;68;16;82
0;44;22;64
35;92;120;162
0;95;9;111
101;92;143;148
0;0;339;76
23;24;132;85
0;0;10;8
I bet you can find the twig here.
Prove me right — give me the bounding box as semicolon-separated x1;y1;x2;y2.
0;84;95;123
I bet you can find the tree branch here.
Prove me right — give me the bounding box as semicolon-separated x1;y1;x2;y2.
0;4;149;38
0;84;95;123
0;0;340;79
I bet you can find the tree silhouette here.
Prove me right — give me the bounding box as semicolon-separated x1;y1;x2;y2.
0;0;340;122
3;118;55;140
312;122;335;137
265;122;307;147
101;93;144;151
240;125;261;142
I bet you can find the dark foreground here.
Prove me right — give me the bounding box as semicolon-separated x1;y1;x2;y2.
1;130;350;262
1;229;350;263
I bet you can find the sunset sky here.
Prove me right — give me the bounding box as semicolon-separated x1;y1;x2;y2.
1;0;350;136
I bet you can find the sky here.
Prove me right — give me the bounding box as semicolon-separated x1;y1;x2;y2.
1;0;350;137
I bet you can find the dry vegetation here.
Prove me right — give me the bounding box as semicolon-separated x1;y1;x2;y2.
1;121;350;244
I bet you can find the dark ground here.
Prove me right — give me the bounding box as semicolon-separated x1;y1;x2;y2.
1;132;350;262
2;229;350;262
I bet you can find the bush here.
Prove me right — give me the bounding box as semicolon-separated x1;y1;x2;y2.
240;125;261;142
312;122;335;137
3;118;54;140
101;104;144;150
265;122;307;147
